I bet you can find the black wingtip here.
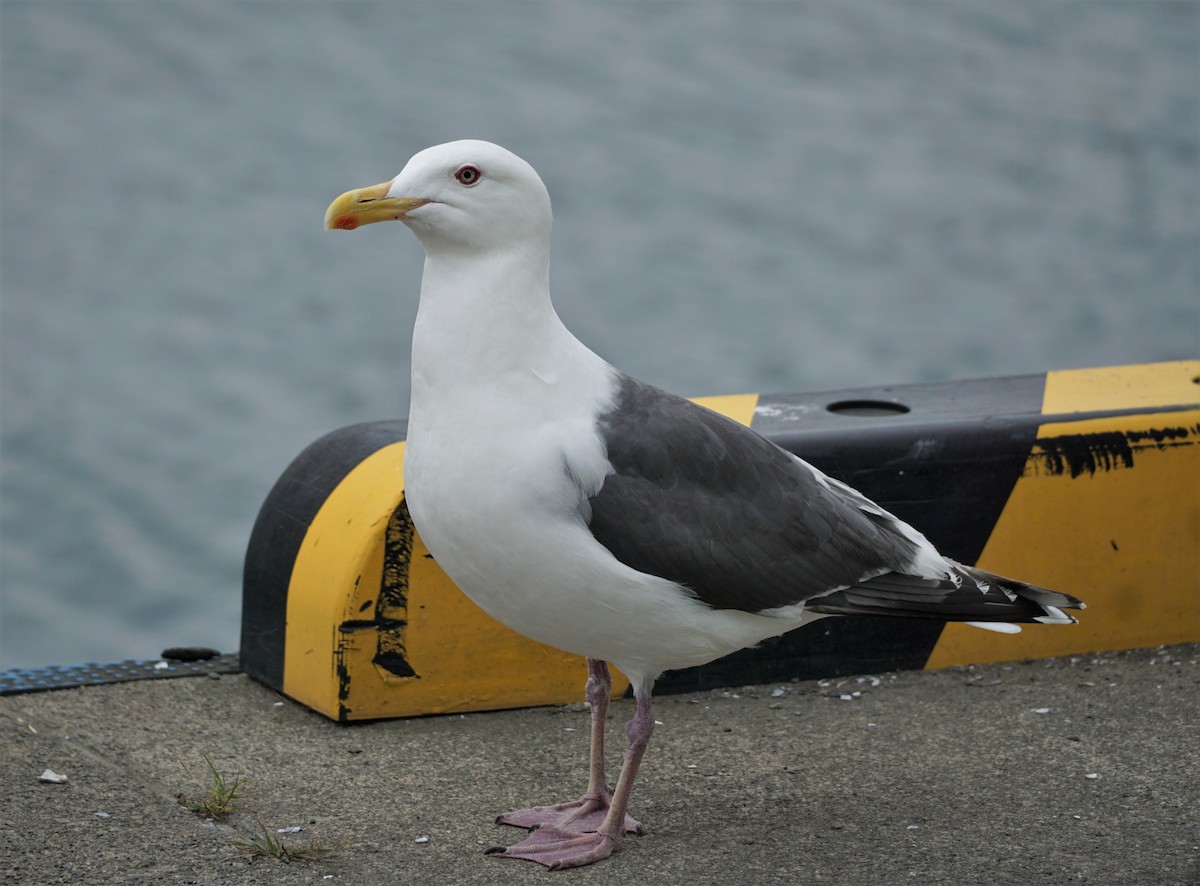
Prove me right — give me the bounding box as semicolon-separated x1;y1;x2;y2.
806;562;1086;624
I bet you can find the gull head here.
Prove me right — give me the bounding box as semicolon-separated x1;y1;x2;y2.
324;140;552;253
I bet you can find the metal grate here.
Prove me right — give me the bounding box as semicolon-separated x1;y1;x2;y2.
0;652;241;696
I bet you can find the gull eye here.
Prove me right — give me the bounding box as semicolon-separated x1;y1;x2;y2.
455;165;481;186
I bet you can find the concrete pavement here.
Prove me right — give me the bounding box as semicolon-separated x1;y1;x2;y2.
3;644;1197;885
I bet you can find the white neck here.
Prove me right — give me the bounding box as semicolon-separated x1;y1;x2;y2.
409;245;606;409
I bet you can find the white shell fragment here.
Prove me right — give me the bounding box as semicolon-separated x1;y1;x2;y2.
38;769;68;784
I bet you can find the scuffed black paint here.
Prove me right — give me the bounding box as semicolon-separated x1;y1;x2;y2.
339;617;408;633
334;499;422;713
336;642;352;721
373;650;417;678
373;499;420;679
1032;424;1198;478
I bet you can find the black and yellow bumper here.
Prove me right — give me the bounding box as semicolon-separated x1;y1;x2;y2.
241;361;1199;721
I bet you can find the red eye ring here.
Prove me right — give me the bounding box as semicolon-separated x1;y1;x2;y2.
455;165;482;186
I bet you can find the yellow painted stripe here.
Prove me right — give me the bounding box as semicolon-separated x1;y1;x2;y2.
281;441;408;714
925;408;1200;669
1043;360;1200;414
693;392;760;427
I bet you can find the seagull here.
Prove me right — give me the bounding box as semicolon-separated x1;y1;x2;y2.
324;140;1085;870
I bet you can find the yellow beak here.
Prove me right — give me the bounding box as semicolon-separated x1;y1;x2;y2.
323;181;430;231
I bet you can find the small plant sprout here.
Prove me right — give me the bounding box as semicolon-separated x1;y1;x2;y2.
231;816;331;863
185;754;246;819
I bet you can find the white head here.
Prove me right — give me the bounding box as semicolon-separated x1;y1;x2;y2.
325;140;552;254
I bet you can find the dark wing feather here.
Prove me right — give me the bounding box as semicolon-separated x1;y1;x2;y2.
586;375;921;613
807;562;1083;623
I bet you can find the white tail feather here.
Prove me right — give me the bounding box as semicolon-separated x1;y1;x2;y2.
965;621;1022;634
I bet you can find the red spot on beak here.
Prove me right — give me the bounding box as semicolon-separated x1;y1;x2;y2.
333;216;358;230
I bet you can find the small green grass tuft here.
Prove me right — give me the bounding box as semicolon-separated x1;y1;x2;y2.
231;817;332;864
185;754;246;819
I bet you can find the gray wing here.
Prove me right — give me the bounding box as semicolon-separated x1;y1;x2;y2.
586;375;922;613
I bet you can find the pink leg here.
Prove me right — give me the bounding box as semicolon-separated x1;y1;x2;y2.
495;659;641;835
490;684;656;869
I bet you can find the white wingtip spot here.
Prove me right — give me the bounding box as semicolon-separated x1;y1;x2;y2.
965;621;1022;634
1034;605;1077;625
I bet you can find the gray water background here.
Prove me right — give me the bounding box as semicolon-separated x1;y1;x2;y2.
2;1;1197;670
